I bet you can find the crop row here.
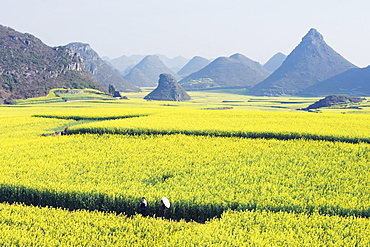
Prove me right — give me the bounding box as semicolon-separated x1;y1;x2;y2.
1;131;369;221
0;203;369;246
64;108;370;143
1;106;369;222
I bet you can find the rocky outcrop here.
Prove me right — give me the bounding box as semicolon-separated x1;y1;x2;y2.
248;28;358;96
303;95;366;110
0;25;104;103
66;43;141;92
144;74;191;101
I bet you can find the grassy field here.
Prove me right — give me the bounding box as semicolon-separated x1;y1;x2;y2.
1;89;369;245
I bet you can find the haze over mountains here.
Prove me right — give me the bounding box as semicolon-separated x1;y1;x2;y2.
177;56;211;78
100;28;370;96
1;24;370;103
123;55;180;87
66;42;141;92
248;28;358;96
102;55;143;76
263;52;286;72
155;55;189;73
103;55;189;75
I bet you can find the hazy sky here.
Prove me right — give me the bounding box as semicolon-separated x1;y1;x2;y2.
1;0;369;67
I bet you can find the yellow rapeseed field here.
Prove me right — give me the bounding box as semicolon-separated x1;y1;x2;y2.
0;96;369;245
1;203;369;246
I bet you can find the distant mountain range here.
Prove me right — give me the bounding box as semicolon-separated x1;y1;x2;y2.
103;55;145;75
0;25;104;103
177;56;211;78
123;55;180;87
66;43;141;92
103;54;190;75
263;52;286;72
1;24;369;102
179;53;270;90
248;28;358;96
155;55;189;73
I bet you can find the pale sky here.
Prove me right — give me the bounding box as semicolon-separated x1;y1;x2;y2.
0;0;369;67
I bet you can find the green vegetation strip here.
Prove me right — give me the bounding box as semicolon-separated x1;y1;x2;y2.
1;132;369;222
33;114;147;121
1;182;369;223
67;127;370;144
59;109;370;144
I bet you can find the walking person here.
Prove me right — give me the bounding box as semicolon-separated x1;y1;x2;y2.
139;197;147;216
159;197;170;219
159;200;166;218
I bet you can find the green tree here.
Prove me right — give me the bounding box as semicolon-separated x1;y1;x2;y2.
108;84;116;95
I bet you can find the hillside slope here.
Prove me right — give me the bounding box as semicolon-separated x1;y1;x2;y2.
299;66;370;96
0;25;104;103
123;68;152;87
67;43;141;92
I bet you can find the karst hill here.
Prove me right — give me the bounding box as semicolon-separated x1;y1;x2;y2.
248;28;358;96
2;24;368;102
179;53;270;90
177;56;211;78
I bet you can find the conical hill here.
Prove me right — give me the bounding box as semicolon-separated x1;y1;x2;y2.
123;68;152;87
248;28;357;96
177;56;211;78
179;53;270;90
263;52;286;72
